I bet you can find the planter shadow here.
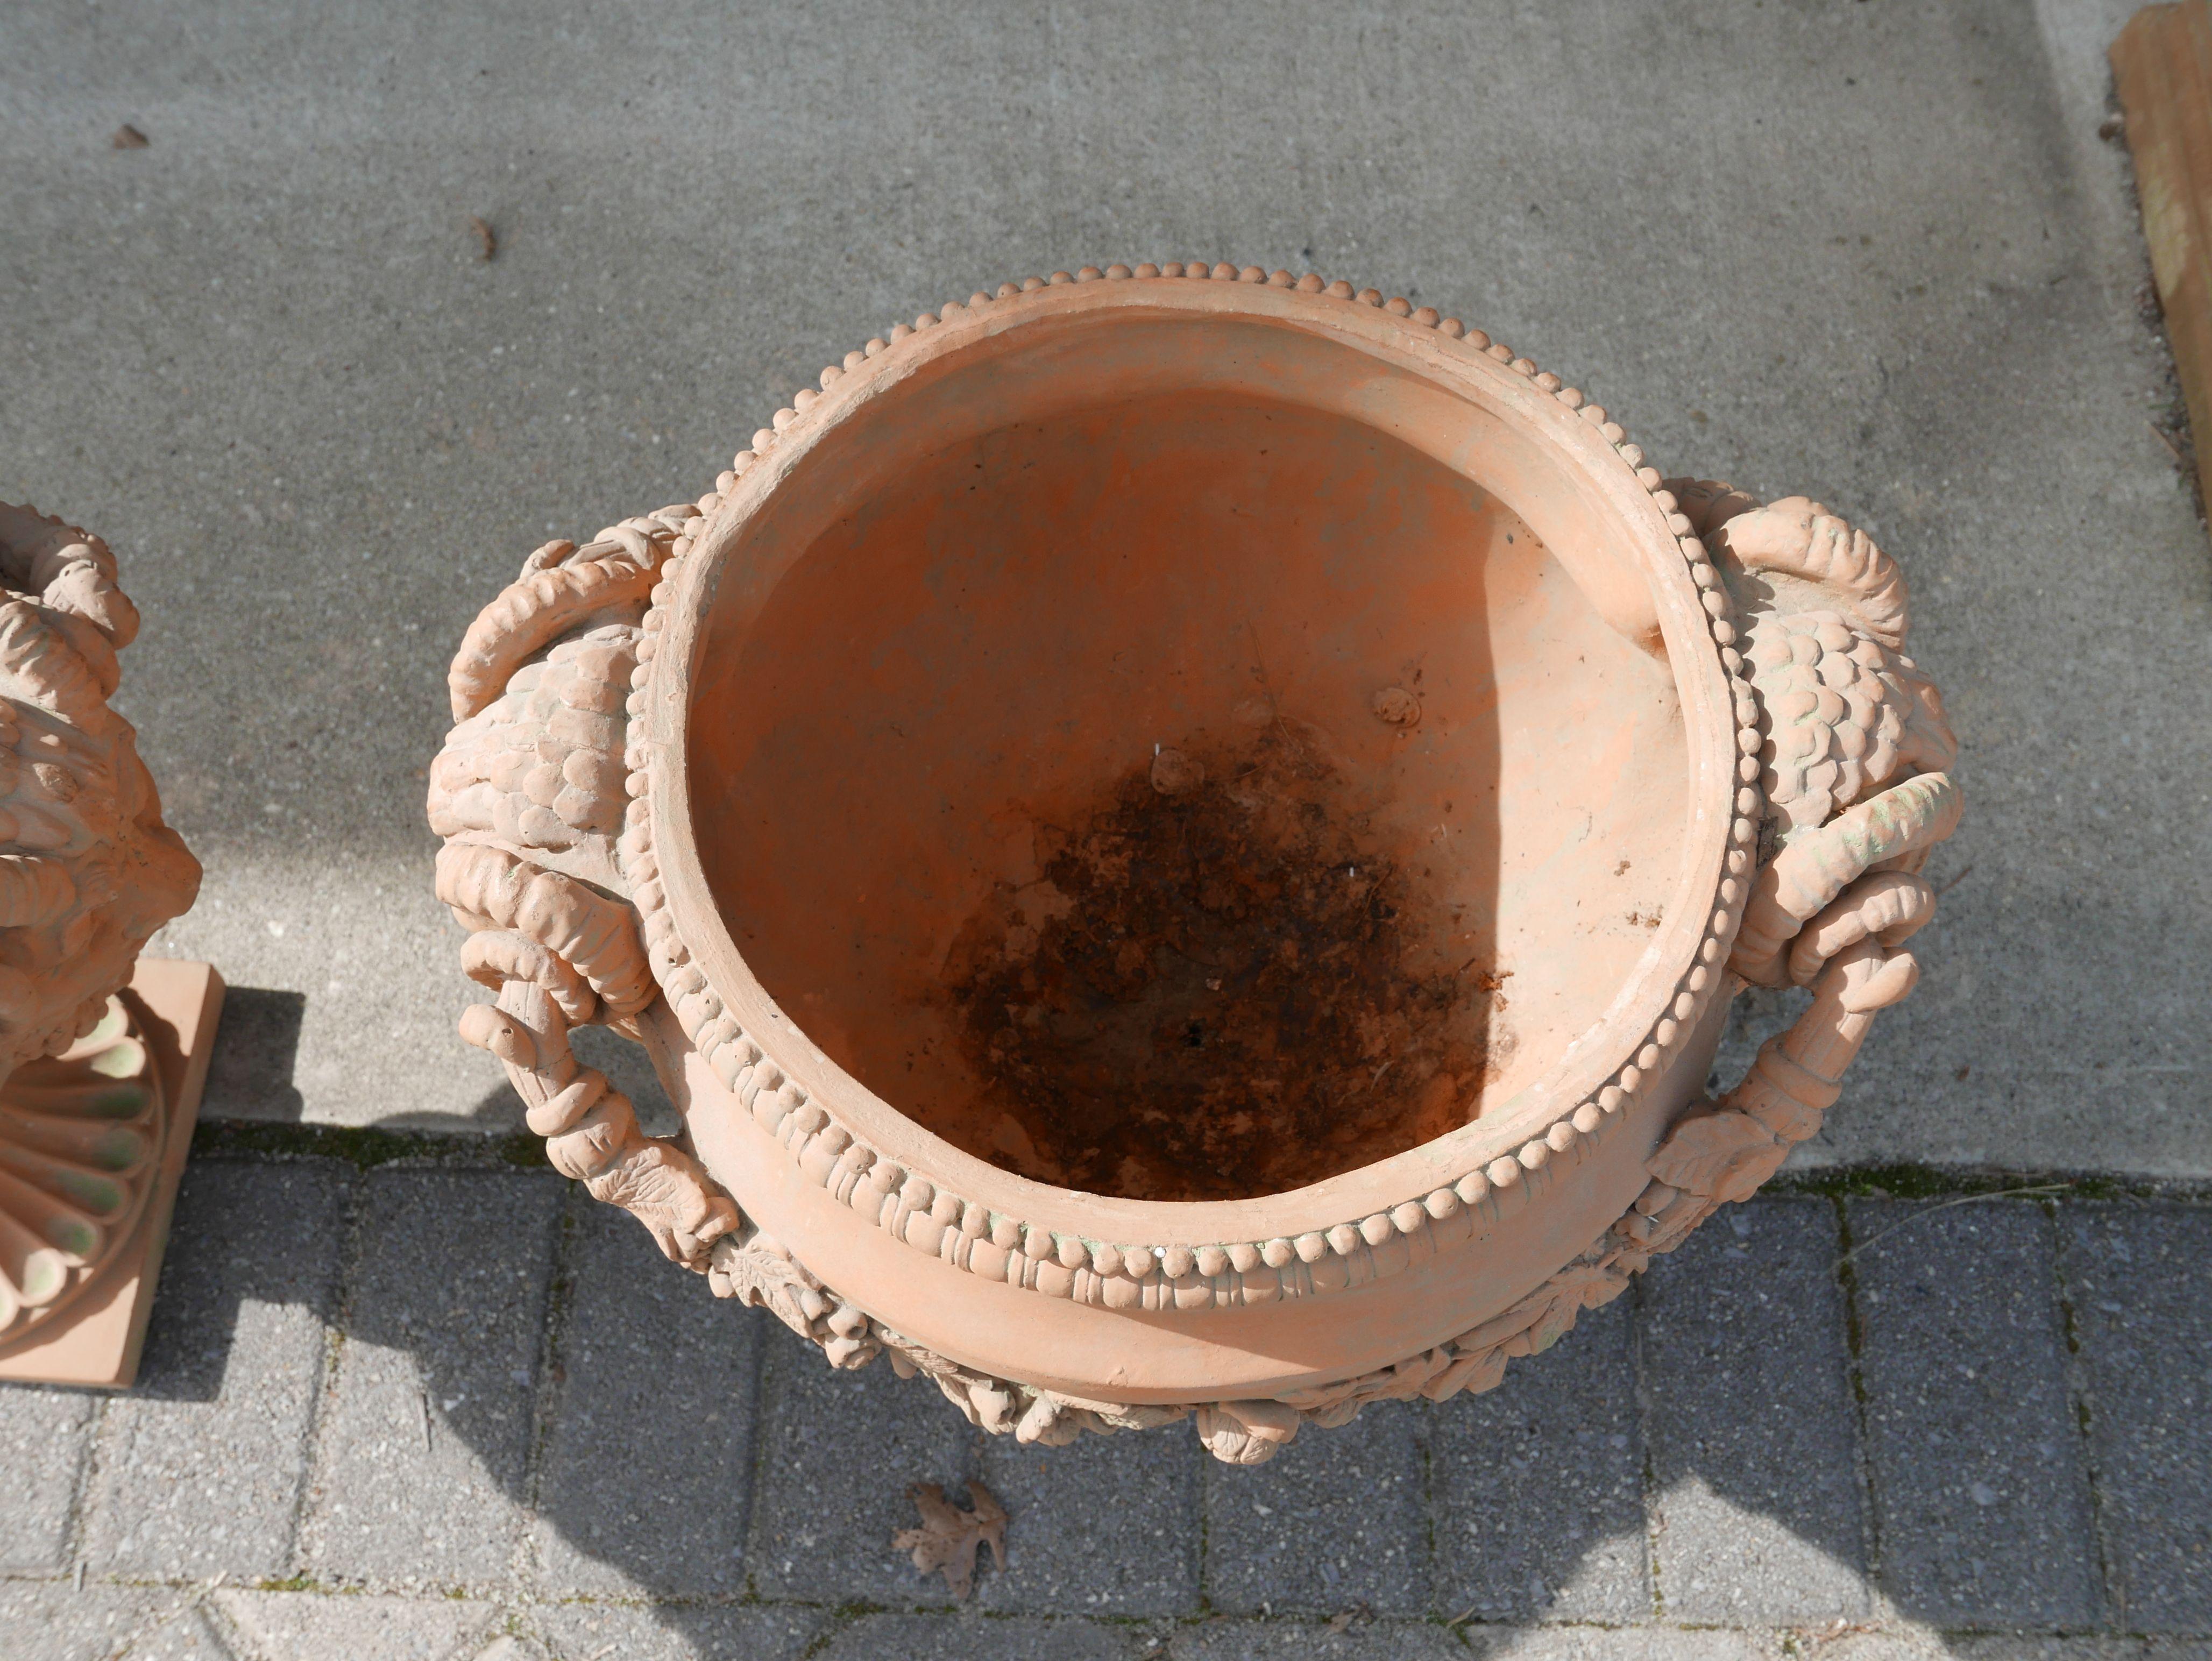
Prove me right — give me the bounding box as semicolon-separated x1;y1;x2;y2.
49;1155;2139;1653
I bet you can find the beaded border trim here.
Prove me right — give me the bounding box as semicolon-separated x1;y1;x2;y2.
615;263;1764;1314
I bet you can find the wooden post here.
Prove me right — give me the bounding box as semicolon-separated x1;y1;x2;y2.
2113;2;2212;516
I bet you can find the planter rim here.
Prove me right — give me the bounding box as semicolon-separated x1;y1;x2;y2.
632;265;1755;1303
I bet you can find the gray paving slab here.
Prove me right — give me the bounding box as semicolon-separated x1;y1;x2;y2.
533;1193;762;1599
297;1167;565;1588
0;1;2202;1179
127;1603;237;1661
81;1158;351;1579
1455;1628;1773;1661
745;1321;980;1607
212;1588;497;1661
1430;1295;1648;1623
1202;1395;1430;1616
0;1580;189;1661
1938;1639;2154;1661
1846;1197;2100;1628
813;1612;1143;1661
974;1417;1202;1617
196;989;310;1125
0;1383;95;1572
1802;1636;2147;1661
524;1601;824;1661
1167;1615;1467;1660
2059;1201;2212;1634
1639;1197;1869;1624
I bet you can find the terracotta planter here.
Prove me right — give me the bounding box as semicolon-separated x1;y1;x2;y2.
430;264;1958;1463
0;503;209;1385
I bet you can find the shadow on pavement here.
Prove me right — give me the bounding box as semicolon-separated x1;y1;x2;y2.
69;1151;2167;1659
197;989;307;1123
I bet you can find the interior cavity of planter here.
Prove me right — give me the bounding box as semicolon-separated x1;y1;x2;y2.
687;310;1691;1203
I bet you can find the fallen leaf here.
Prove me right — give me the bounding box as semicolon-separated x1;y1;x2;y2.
470;215;497;261
1324;1612;1356;1634
891;1481;1007;1599
111;124;148;149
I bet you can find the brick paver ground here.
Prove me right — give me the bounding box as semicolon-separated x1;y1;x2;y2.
3;1150;2207;1660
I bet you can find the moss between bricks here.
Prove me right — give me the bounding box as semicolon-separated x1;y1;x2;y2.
251;1574;320;1594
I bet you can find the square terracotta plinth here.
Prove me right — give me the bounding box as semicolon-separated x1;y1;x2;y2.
0;959;225;1388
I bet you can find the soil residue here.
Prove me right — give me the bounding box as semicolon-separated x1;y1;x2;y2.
945;728;1507;1201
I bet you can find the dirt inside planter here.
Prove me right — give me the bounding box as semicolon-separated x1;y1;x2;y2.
690;342;1694;1206
942;725;1509;1201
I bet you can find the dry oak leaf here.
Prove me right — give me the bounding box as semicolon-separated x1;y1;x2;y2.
892;1481;1008;1599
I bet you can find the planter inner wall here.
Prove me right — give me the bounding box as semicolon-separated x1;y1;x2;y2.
687;311;1689;1201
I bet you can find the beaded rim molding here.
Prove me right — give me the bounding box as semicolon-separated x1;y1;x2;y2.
612;261;1765;1315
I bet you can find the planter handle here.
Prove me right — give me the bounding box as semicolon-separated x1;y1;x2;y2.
433;508;741;1271
1638;481;1962;1235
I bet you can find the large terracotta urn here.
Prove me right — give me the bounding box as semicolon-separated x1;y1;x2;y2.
430;264;1958;1463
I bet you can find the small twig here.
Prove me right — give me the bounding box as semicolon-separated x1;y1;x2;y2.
1320;1602;1373;1636
419;1388;434;1452
73;1560;86;1593
1804;1621;1888;1652
469;215;498;261
1933;863;1974;898
1242;617;1308;763
1839;1183;2073;1264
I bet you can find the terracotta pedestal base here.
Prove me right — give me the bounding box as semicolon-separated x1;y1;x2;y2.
0;959;224;1388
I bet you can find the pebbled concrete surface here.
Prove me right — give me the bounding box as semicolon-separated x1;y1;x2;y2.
531;1197;762;1600
0;1384;94;1575
0;1581;196;1661
2058;1202;2212;1634
1201;1394;1431;1616
3;1165;2203;1658
1639;1198;1870;1624
81;1160;349;1580
974;1407;1202;1617
1429;1294;1649;1625
296;1167;565;1589
743;1302;979;1610
0;0;2203;1174
1847;1198;2101;1629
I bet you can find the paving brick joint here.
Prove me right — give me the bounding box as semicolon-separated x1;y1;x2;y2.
4;1153;2208;1658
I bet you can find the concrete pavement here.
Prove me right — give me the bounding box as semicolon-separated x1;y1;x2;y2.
1;0;2206;1170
